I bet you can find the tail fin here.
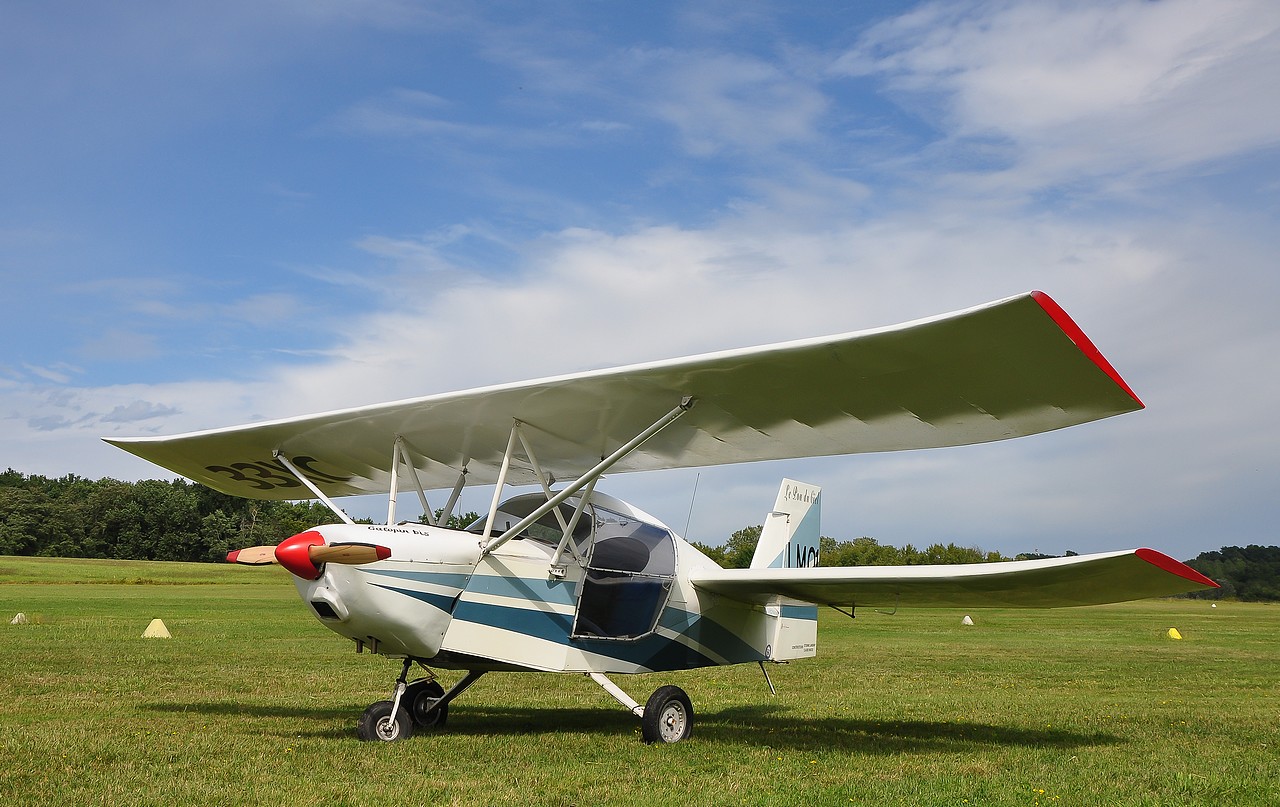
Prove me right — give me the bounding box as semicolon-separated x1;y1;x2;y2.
750;479;821;569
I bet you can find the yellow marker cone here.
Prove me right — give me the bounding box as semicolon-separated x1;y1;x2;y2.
1167;627;1183;640
142;618;171;639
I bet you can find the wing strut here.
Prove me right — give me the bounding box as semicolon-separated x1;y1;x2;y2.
480;424;522;540
386;436;443;525
480;397;696;557
274;450;355;525
550;474;598;574
436;466;468;527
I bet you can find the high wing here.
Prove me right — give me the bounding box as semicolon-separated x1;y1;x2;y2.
690;548;1218;609
105;291;1143;501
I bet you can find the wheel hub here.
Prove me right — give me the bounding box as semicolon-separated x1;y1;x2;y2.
659;703;686;741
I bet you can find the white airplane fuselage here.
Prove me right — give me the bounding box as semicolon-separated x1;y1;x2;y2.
288;495;817;675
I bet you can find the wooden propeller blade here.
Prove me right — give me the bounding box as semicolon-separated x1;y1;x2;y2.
226;546;279;565
228;539;390;572
308;542;391;565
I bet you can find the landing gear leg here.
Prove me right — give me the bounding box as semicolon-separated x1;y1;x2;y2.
586;672;694;744
406;669;486;730
356;659;415;742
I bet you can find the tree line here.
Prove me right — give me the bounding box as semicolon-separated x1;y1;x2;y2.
688;525;1006;569
1;470;1275;600
1179;545;1280;602
0;469;336;563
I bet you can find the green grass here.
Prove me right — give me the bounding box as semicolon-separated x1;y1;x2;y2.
1;557;1275;806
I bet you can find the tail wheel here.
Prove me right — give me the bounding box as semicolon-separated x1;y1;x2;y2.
356;700;414;742
406;679;449;729
641;685;693;744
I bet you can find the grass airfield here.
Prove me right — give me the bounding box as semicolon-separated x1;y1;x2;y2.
1;556;1275;806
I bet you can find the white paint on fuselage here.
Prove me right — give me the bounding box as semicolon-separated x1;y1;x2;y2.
288;497;811;674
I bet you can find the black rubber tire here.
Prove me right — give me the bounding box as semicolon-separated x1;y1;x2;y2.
405;679;449;729
641;685;693;744
356;700;414;742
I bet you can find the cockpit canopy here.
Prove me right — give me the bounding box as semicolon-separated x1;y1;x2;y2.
465;493;593;549
468;492;678;641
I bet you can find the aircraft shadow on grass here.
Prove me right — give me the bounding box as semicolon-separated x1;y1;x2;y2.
693;705;1122;754
145;701;1121;751
146;702;356;723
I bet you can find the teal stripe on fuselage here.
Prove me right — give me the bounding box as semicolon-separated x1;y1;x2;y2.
450;599;722;671
361;568;579;608
657;608;766;665
366;567;773;671
360;568;472;590
781;605;818;620
464;572;577;606
371;583;459;615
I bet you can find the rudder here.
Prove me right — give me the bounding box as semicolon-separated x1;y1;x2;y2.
750;479;821;569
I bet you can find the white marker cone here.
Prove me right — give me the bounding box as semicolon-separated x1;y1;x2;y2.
961;615;974;626
10;613;29;625
142;618;171;639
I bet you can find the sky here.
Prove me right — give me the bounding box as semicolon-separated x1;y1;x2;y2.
3;0;1278;561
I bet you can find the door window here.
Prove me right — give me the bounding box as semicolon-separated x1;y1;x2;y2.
572;511;676;640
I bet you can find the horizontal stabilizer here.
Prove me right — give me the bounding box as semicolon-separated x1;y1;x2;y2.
690;548;1217;609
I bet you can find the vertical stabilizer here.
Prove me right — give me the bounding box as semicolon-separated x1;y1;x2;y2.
751;479;822;661
750;479;821;569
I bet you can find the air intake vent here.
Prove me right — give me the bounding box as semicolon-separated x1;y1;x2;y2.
311;600;341;620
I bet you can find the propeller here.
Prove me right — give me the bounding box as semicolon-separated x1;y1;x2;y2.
226;530;391;579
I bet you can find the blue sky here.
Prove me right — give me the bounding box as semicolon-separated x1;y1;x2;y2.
3;0;1278;560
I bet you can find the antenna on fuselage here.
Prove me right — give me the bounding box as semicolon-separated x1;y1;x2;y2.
683;472;700;539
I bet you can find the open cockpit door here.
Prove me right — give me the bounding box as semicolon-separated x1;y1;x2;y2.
571;506;677;641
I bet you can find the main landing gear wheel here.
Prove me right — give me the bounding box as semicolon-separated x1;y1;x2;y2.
405;679;449;729
641;685;693;744
357;700;414;742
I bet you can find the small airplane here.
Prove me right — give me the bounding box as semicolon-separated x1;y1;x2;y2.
107;291;1217;743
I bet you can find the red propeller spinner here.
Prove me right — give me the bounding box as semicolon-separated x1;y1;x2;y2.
227;530;391;579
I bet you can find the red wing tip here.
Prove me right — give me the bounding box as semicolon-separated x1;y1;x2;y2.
1135;548;1219;588
225;550;240;563
1030;291;1144;408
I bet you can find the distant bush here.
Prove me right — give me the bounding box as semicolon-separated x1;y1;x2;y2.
1181;545;1280;602
690;528;1005;568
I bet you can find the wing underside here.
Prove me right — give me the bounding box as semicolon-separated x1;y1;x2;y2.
105;291;1143;500
690;548;1218;609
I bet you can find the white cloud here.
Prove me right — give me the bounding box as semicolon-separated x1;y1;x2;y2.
3;0;1278;564
646;50;830;156
4;189;1275;559
101;400;181;423
836;0;1280;189
20;362;81;385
